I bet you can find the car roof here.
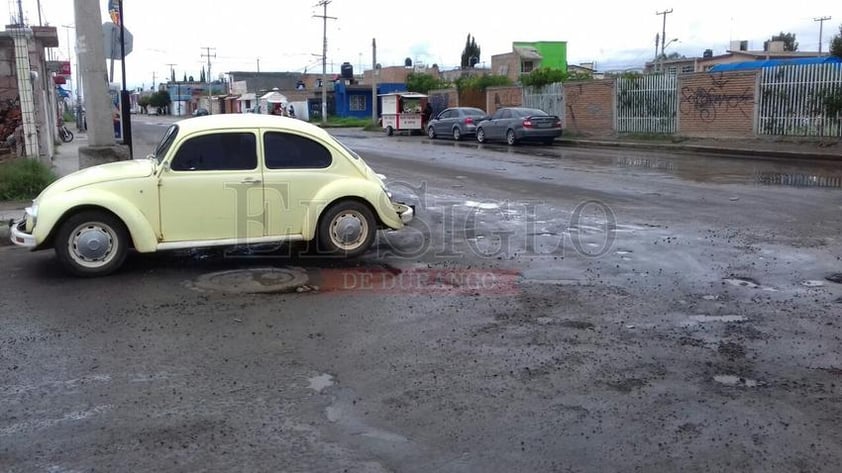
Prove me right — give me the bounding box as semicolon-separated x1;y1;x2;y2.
174;114;334;141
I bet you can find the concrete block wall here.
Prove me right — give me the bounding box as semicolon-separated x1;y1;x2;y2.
564;80;615;136
485;86;522;114
677;71;757;137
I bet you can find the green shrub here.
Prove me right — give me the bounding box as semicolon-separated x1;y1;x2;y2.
0;158;57;201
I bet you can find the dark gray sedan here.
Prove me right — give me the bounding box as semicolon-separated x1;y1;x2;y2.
427;107;487;141
476;107;562;145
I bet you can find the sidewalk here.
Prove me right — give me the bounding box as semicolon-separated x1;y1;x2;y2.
557;135;841;161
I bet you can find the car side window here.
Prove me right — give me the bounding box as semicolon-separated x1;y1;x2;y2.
439;110;453;119
496;110;511;119
264;132;333;169
170;133;257;171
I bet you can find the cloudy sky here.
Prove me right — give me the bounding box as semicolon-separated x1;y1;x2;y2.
8;0;842;90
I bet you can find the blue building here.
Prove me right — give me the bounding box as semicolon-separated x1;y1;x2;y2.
325;81;407;119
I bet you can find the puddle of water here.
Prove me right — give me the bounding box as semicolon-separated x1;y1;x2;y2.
723;277;778;292
689;315;747;323
702;295;718;301
615;250;633;255
802;280;826;288
307;373;334;393
464;201;501;210
714;375;760;387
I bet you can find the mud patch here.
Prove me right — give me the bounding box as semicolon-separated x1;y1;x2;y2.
718;342;747;360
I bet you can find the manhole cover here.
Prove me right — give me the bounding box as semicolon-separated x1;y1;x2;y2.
190;267;309;294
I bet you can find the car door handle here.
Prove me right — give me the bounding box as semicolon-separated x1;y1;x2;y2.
241;177;262;185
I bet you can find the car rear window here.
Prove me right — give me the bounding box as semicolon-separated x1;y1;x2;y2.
264;132;333;169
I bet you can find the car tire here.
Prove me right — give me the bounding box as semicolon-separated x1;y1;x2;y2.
506;129;517;146
427;126;436;139
476;128;486;143
386;126;394;136
318;200;376;257
54;210;129;277
452;127;462;141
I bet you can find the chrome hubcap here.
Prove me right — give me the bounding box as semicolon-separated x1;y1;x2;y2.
330;212;367;249
70;224;114;264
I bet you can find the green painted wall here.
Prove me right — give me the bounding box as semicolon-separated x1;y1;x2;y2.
513;41;568;73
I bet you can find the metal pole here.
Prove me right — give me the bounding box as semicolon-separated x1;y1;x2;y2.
118;0;132;158
371;38;377;124
321;1;328;124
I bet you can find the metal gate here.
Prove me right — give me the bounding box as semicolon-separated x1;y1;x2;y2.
615;74;677;134
523;83;564;123
757;63;842;137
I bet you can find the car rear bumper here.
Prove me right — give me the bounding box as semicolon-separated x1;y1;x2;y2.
516;128;563;140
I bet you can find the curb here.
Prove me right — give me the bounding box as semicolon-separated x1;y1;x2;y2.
557;139;841;161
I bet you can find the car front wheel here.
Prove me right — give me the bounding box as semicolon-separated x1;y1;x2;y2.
54;210;129;277
476;128;486;143
318;201;376;257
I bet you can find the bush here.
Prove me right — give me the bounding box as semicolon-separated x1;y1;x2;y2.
0;158;57;201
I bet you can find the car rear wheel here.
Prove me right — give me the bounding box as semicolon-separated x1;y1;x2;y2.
452;127;462;141
476;128;486;143
427;126;436;139
54;210;129;277
386;126;394;136
318;201;376;257
506;129;517;146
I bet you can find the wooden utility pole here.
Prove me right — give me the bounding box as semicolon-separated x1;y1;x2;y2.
314;1;336;124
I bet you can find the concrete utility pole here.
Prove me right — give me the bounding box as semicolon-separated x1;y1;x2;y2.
656;9;673;59
73;0;128;166
314;0;336;124
202;46;216;113
815;16;832;55
371;38;377;124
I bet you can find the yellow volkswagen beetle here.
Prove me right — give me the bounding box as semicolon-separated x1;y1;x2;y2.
9;114;414;277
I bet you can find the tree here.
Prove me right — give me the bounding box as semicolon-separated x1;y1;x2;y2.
520;68;567;88
454;74;511;93
200;67;206;82
406;72;449;93
149;90;171;113
765;32;798;51
183;72;187;82
831;24;842;58
460;34;481;68
170;69;175;82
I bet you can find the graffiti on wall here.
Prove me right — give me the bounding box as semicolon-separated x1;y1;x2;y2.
429;91;452;116
680;74;753;123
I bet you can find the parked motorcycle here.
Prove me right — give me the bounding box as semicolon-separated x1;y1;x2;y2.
58;124;74;143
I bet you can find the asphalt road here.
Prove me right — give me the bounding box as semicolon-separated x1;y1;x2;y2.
2;118;841;472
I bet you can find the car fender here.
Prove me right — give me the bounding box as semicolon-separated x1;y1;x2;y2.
301;178;402;240
33;188;159;252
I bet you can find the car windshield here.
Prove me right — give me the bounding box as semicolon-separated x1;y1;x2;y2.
153;125;179;164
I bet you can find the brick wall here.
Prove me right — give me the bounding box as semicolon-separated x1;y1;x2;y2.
490;53;520;83
486;86;523;114
677;71;757;137
564;80;615;136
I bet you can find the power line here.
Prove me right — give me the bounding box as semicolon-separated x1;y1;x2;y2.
814;16;831;55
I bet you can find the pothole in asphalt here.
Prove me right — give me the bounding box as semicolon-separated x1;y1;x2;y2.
826;273;842;284
188;267;309;294
723;277;777;291
713;375;761;387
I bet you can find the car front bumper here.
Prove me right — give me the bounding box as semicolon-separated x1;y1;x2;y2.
395;202;414;224
9;217;36;249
